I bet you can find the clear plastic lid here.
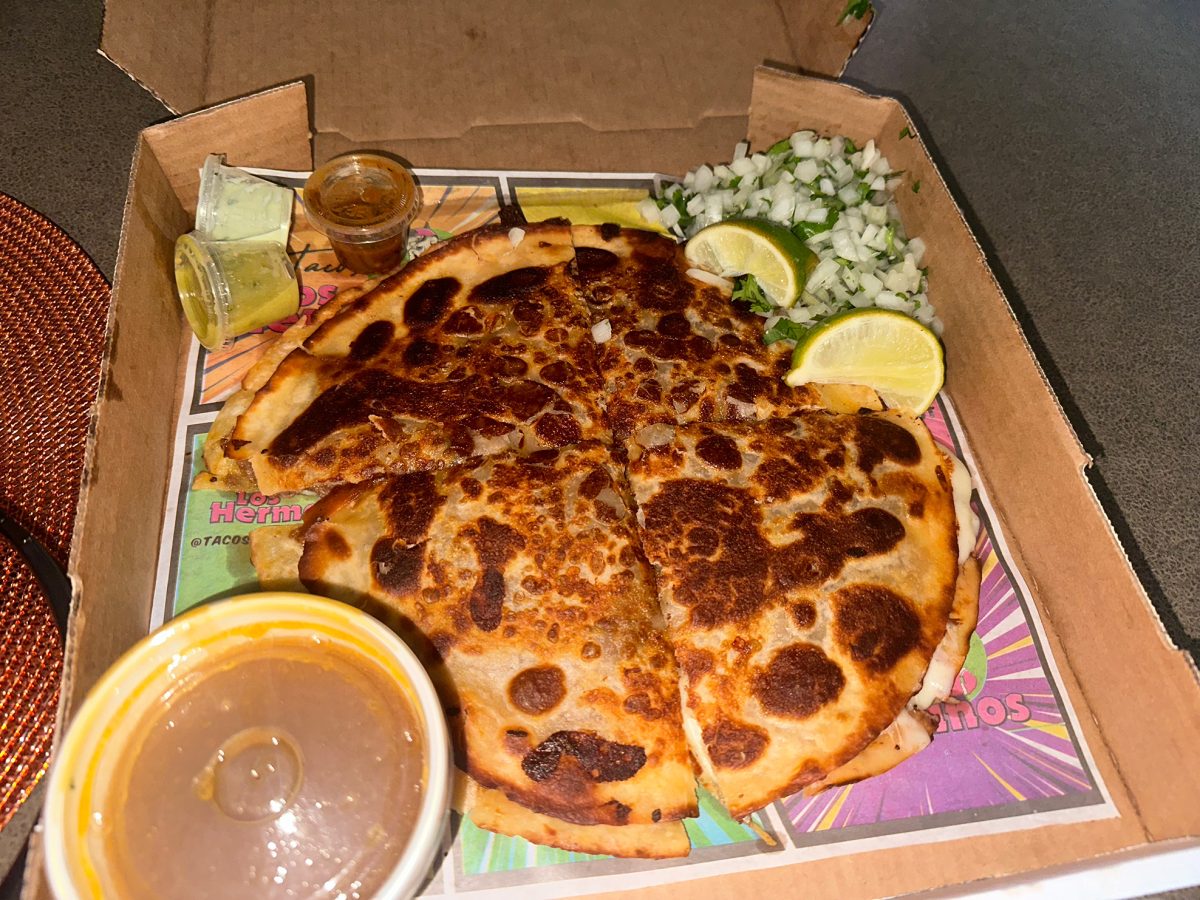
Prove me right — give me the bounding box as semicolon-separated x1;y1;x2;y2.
174;232;298;350
44;594;451;900
303;154;420;245
195;154;294;246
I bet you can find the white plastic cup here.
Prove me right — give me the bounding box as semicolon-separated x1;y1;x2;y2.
43;593;451;900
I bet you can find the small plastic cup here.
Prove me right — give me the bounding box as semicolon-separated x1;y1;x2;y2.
195;154;294;246
303;153;420;275
43;592;451;900
174;232;299;350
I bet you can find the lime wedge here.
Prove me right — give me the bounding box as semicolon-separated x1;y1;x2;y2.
785;308;944;414
684;219;815;308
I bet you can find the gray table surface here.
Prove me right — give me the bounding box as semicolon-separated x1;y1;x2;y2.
2;0;1196;897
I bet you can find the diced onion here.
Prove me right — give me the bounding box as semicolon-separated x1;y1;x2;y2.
643;128;936;337
686;268;734;292
591;319;612;343
507;227;526;247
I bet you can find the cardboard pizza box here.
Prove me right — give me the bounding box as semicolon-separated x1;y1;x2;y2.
21;5;1200;896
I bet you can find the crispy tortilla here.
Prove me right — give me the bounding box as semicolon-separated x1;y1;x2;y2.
571;225;878;440
251;441;697;837
202;221;607;494
626;411;961;818
460;776;691;859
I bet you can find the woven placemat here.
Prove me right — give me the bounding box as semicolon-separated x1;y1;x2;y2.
0;193;108;831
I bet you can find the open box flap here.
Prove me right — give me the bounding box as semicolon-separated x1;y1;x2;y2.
99;0;871;172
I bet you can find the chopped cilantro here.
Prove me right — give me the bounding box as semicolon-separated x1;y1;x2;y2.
912;180;922;194
838;0;872;25
431;227;455;241
732;275;774;314
763;318;810;346
843;137;859;154
856;181;873;203
884;225;897;257
899;126;913;140
768;138;792;157
791;209;839;241
728;175;743;189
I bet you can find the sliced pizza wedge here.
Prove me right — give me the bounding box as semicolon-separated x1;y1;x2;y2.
626;411;967;819
570;225;878;440
250;441;698;846
200;221;606;494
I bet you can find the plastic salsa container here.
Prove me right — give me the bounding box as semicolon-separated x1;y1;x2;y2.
195;155;293;246
303;153;420;275
174;233;299;350
43;593;451;900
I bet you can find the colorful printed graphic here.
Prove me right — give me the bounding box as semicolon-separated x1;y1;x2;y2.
155;170;1111;899
455;787;771;881
168;431;316;616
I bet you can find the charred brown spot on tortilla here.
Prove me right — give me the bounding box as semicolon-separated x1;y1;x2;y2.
574;246;619;276
754;455;826;499
580;641;602;660
370;539;426;596
445;423;474;458
774;508;905;588
443;305;485;335
268;369;539;462
622;692;663;721
512;299;544;335
508;665;567;715
854;416;921;472
379;471;443;543
318;529;352;560
790;602;817;629
599;222;621;241
752;643;845;719
533;412;583;447
676;647;713;682
403;276;460;328
833;584;921;672
521;731;647;783
726;363;775;405
539;360;575;385
402;339;441;368
469;567;506;631
641;479;769;627
578;466;611;499
668;381;702;413
471;266;549;303
505;380;557;421
347;320;395;360
696;433;742;470
703;717;769;769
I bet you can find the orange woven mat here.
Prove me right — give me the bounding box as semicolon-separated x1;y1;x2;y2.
0;193;108;830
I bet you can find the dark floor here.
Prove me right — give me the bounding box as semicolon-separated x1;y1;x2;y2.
1;0;1197;897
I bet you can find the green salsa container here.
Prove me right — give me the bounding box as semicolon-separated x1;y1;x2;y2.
174;233;299;350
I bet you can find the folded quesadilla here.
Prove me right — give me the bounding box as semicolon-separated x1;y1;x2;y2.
625;411;968;818
250;441;698;853
201;221;608;494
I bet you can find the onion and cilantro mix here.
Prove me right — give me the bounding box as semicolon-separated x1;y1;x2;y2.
638;132;941;345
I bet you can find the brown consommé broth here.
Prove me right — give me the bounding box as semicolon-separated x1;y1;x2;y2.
93;636;425;900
